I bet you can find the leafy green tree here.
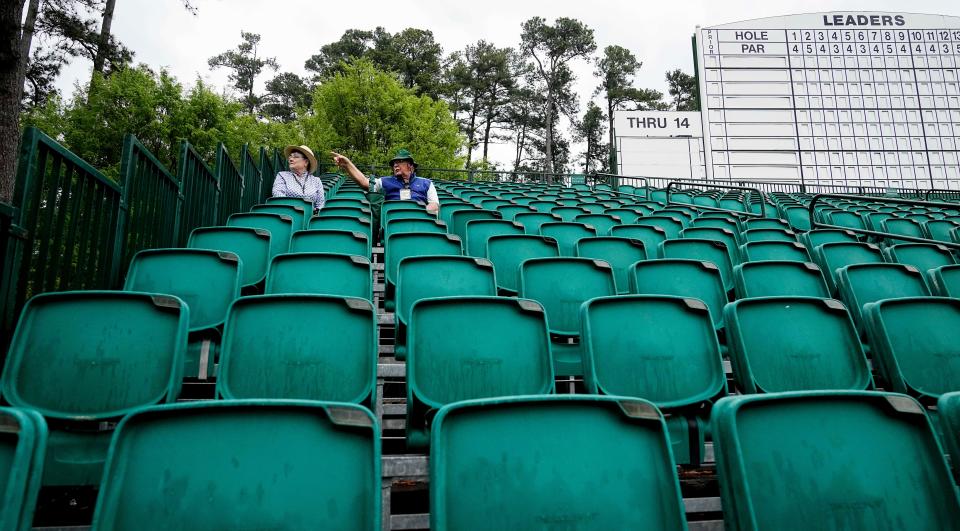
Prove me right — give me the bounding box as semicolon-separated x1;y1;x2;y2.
208;31;278;115
261;72;312;123
371;28;444;99
666;68;699;111
519;16;595;177
303;28;381;80
573;101;607;174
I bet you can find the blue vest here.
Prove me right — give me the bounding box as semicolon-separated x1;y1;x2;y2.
381;174;431;202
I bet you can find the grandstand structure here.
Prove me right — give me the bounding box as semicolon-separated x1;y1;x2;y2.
2;125;960;529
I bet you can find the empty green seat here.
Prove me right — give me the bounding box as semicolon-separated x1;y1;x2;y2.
289;229;369;257
938;391;960;479
0;407;46;530
519;257;616;376
712;391;959;531
927;264;960;297
681;226;740;265
812;241;885;294
883;243;957;274
882;217;925;243
660;238;735;292
629;259;726;331
610;224;667;259
385;232;463;308
92;401;380;530
264;196;313;227
825;210;867;231
573;213;620;236
742;227;798;243
325;197;369;210
430;396;686;531
394;256;497;361
382;208;435;223
739;240;811;262
605;208;644;224
406;297;554;448
318;205;371;219
513;212;561;235
188;226;271;288
539;222;597;256
307;215;372;238
799;228;860;251
383;218;447;242
216;295;376;404
574;236;646;295
864;297;960;401
551;206;588;222
464;219;525;257
837;263;931;335
449;209;499;241
923;219;960;242
634;215;684;238
2;291;187;486
495;204;535;221
691;216;741;234
485;234;559;295
227;212;294;258
733;261;829;299
582;295;725;464
743;218;790;230
266;253;372;301
724;297;871;393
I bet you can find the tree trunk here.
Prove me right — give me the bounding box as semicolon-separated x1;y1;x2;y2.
544;86;554;180
91;0;117;82
607;96;616;174
0;0;27;202
16;0;37;100
481;105;494;164
513;123;526;172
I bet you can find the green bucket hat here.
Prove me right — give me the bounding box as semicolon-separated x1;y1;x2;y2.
388;148;417;169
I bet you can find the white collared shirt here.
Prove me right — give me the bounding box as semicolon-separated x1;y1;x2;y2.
272;171;326;210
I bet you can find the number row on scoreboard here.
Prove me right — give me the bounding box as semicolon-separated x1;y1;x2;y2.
705;94;960;109
704;68;956;83
705;81;960;96
706;108;960;122
789;41;960;55
708;29;960;43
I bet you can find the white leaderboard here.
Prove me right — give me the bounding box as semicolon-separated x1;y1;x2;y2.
696;12;960;189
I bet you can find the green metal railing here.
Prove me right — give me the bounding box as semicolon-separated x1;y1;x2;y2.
119;134;182;269
240;144;263;212
259;147;277;202
215;143;244;225
176;140;218;246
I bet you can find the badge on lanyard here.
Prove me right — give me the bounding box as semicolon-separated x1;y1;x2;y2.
399;188;412;201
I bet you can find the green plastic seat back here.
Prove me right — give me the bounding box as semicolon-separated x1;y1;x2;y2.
217;295;376;403
724;297;871;393
485;235;559;294
743;218;789;230
124;249;240;332
548;206;585;222
711;392;959;531
691;217;740;234
580;203;607;214
518;257;616;335
885;243;957;274
92;401;380;530
813;242;885;294
0;407;46;531
838;263;931;334
307;215;371;238
396;256;497;329
610;224;667;259
573;214;620;236
188;227;271;288
289;229;369;257
266;253;372;300
928;264;960;297
331;189;368;201
629;259;726;331
385;232;462;287
251;203;307;230
740;241;811;262
864;211;897;231
574;237;646;295
660;238;735;292
734;261;830;298
430;396;686;531
496;205;534;221
605;208;643;225
227;212;294;258
783;205;812;230
480;199;511;210
383;208;436;224
528;200;555;213
539;222;597;256
680;226;739;264
827;210;867;231
382;199;425;215
582;295;725;407
464;219;525;257
264;196;313;227
634;216;683;238
882;217;925;241
3;291;186;419
319;206;371;219
325;197;369;208
384;218;447;241
924;219;960;242
514;212;560;235
801;229;860;251
450;209;498;240
864;297;960;400
937;391;960;479
742;228;797;243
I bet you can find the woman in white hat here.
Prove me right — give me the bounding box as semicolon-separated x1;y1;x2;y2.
272;145;325;212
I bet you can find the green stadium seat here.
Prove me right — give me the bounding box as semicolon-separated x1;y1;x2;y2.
574;236;647;295
680;226;740;265
863;211;898;232
307;215;372;238
332;189;369;201
480;199;511;211
864;297;960;401
394;256;497;361
539;222;598;256
449;209;499;241
265;253;372;301
927;264;960;297
580;203;607;214
741;228;798;243
495;204;536;221
733;261;830;299
923;219;960;242
324;197;369;210
550;206;589;222
464;219;525;257
739;240;811;262
318;205;372;219
610;224;667;259
188;226;271;288
660;238;735;292
691;216;742;235
91;401;380;530
264;196;313;227
383;199;427;217
629;259;727;331
883;243;957;274
383;218;447;242
519;257;616;376
634;215;684;238
513;212;561;235
783;205;812;231
605;207;644;224
581;295;725;464
836;263;931;336
216;295;376;404
573;213;620;236
485;234;559;295
382;208;436;224
430;396;686;531
384;232;463;308
0;407;46;529
227;212;295;258
881;217;925;243
712;391;959;530
799;228;860;251
251;203;308;230
825;210;868;231
406;297;554;448
812;241;885;294
289;229;369;257
743;218;790;230
2;291;187;486
938;391;960;480
529;200;556;213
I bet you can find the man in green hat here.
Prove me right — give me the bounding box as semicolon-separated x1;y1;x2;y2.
332;149;440;214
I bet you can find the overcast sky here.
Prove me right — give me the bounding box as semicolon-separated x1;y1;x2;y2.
52;0;959;168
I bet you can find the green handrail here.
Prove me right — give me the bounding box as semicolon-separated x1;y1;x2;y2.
215;142;243;225
240;144;262;212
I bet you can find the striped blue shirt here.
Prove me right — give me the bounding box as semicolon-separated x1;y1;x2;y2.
272;171;326;210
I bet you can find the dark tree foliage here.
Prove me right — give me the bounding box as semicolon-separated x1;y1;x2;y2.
208;31;278;115
261;71;312;122
666;68;700;111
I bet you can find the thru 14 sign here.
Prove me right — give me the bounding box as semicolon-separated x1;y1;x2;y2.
613;111;702;138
